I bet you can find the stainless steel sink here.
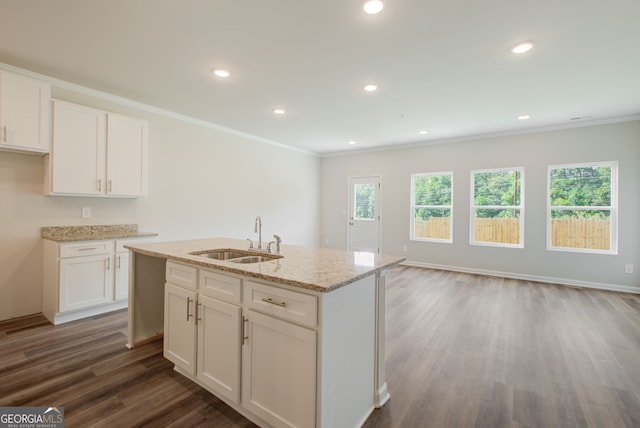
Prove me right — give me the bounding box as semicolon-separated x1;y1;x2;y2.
189;248;282;263
190;249;250;260
228;255;276;264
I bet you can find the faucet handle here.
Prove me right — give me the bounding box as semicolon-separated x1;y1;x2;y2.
246;238;254;249
273;234;282;253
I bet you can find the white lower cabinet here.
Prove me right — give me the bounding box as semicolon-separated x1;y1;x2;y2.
197;294;241;403
242;310;316;428
43;237;153;324
59;253;114;312
163;261;318;427
164;283;197;375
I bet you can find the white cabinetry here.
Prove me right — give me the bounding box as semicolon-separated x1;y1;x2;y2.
43;237;152;324
164;263;242;404
58;242;114;313
163;261;317;427
46;99;148;197
242;309;316;428
0;69;50;154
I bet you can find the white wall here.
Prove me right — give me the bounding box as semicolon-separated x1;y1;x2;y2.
320;121;640;292
0;84;319;321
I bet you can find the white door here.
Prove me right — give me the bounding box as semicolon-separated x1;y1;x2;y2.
163;283;197;376
197;294;241;404
51;100;106;195
0;70;50;152
242;310;316;428
59;254;114;312
348;176;381;253
114;252;129;301
106;113;148;197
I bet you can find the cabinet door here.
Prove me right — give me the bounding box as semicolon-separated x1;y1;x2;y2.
114;252;129;301
106;113;148;197
197;295;241;404
242;310;317;428
164;283;197;376
0;70;50;153
51;100;106;195
59;254;115;312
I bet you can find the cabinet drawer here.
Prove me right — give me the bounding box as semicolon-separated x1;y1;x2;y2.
166;261;198;290
199;269;241;304
60;240;115;258
244;281;317;328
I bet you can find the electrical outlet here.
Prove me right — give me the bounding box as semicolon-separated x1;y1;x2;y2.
324;238;330;245
625;264;634;274
402;245;407;253
81;207;91;218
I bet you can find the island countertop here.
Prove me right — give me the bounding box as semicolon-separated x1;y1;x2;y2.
125;237;404;292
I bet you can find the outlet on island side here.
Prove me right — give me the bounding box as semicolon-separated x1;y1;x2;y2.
81;207;91;218
625;264;634;274
402;245;407;253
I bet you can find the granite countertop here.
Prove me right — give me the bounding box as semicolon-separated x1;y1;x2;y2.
42;224;158;242
126;237;405;293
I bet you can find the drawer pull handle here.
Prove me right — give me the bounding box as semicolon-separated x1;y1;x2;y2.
262;297;287;308
78;247;98;251
242;316;249;344
186;297;193;321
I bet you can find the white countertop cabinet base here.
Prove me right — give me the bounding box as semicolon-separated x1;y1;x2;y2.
160;260;383;428
43;237;152;324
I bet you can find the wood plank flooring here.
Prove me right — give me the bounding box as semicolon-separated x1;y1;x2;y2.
1;266;639;427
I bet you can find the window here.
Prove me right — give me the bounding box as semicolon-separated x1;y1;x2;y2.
471;167;524;247
354;182;375;220
547;161;617;254
411;172;452;242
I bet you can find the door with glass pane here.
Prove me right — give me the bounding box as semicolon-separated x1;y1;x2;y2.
348;176;381;253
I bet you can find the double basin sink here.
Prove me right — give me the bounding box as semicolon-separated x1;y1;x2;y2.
189;248;283;264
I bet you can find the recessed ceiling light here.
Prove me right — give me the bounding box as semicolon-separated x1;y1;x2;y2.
348;140;357;145
363;84;378;92
511;41;534;54
273;108;286;115
418;130;429;135
212;69;230;78
518;114;531;120
363;0;384;14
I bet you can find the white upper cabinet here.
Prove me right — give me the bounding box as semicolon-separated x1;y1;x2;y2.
0;70;51;154
107;113;148;197
46;99;148;197
49;100;105;195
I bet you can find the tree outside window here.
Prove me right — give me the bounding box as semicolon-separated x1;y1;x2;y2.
548;162;617;254
411;172;452;242
471;168;524;247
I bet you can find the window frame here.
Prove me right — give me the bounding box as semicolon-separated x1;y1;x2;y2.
410;171;453;243
469;166;525;248
546;161;618;255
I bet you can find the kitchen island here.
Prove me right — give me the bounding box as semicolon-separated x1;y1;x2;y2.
125;237;404;428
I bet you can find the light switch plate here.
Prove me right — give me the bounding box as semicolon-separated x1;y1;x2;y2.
81;207;91;218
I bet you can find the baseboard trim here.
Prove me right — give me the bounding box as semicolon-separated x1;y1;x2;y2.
400;261;640;294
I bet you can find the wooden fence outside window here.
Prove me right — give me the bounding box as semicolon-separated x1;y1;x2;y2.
414;218;610;249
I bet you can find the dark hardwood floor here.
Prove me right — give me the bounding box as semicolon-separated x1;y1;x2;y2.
1;266;639;427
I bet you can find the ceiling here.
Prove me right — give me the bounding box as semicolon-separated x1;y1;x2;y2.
1;0;639;155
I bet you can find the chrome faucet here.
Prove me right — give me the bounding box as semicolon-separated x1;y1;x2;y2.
267;235;282;254
273;234;281;254
254;216;262;250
